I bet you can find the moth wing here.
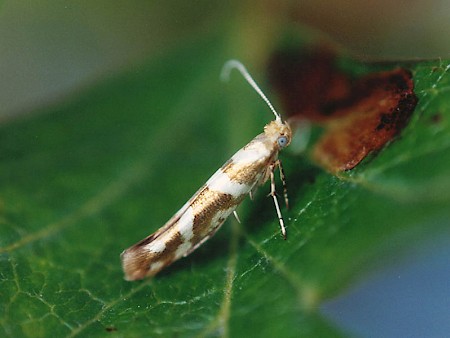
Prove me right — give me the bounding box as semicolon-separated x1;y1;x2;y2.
132;165;229;246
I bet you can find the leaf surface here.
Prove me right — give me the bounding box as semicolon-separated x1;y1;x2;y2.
1;34;449;338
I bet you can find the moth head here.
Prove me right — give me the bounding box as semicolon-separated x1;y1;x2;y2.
264;119;292;150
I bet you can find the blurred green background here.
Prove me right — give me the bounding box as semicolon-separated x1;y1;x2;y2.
1;0;450;119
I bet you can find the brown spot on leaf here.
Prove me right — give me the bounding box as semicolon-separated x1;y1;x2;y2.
430;112;443;124
268;47;418;172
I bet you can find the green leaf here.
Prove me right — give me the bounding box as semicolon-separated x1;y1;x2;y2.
1;32;450;338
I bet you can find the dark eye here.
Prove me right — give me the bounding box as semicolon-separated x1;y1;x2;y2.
277;136;288;148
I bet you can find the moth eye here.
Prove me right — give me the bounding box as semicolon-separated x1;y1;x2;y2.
277;136;288;148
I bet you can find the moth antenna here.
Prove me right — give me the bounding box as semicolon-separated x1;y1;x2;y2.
221;59;281;122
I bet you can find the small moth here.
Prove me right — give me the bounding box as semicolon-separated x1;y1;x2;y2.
121;60;292;280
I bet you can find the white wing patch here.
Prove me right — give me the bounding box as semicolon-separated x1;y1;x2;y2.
145;240;166;254
207;169;251;197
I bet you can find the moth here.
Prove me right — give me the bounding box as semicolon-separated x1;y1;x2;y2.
121;60;292;280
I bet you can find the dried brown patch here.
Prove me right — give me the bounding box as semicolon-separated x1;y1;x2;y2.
269;47;351;122
268;47;418;172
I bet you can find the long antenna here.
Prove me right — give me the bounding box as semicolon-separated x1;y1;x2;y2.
221;60;281;122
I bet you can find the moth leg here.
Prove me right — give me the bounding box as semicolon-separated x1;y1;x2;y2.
275;159;289;209
269;163;287;240
233;210;241;223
